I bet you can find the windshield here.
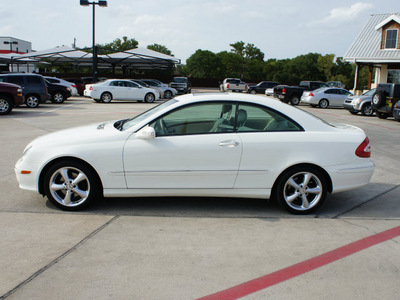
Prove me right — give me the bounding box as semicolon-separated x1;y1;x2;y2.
363;89;376;96
121;99;178;131
173;78;187;83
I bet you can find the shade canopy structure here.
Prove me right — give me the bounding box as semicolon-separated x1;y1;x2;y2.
11;46;180;70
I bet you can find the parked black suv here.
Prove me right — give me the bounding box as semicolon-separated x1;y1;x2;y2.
45;80;72;104
169;77;192;94
372;83;400;119
0;74;47;108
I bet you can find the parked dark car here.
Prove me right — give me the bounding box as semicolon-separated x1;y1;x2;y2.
45;80;72;104
62;78;86;95
372;83;400;119
247;81;279;94
0;73;47;108
169;77;192;94
0;82;24;115
274;81;329;105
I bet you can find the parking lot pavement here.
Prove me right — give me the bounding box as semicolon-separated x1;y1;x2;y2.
0;93;399;299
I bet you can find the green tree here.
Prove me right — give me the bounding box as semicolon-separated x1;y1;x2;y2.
100;36;139;54
147;44;173;56
229;41;264;79
186;49;223;78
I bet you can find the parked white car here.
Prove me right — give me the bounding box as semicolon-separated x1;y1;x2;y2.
84;79;160;103
140;79;177;99
15;93;374;214
301;87;353;108
45;76;79;96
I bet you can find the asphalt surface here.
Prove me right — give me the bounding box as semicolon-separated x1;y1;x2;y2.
0;89;399;299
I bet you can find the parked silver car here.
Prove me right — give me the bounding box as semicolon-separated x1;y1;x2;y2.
343;89;376;116
301;87;353;108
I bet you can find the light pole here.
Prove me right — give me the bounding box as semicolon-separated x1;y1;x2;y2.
80;0;107;83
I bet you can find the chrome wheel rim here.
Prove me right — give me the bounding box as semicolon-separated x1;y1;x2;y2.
54;93;64;103
145;93;155;103
102;93;112;103
372;94;379;105
363;106;373;116
26;96;38;107
320;100;328;108
0;99;9;112
283;171;323;211
49;167;90;207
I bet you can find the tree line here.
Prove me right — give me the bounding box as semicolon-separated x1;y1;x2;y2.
51;37;370;89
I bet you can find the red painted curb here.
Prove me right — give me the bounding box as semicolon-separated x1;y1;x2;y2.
197;225;400;300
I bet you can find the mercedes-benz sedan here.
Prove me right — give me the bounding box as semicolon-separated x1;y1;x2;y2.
15;93;374;214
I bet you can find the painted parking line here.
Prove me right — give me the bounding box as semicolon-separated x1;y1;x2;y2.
40;102;86;115
196;225;400;300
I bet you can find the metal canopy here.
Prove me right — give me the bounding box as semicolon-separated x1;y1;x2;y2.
11;46;180;70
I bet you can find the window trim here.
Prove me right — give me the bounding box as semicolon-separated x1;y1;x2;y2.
385;28;398;49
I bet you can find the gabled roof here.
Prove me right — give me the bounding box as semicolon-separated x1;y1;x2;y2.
374;14;400;30
344;13;400;63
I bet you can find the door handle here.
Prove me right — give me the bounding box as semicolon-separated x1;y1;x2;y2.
219;140;239;147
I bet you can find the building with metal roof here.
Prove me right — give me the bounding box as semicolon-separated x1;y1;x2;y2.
344;13;400;90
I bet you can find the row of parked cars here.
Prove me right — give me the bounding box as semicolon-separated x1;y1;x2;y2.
0;73;82;115
83;77;192;103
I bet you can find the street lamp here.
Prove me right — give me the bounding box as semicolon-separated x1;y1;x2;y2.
80;0;107;83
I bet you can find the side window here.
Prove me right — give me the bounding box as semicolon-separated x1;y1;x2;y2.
7;76;24;86
46;78;58;84
27;76;43;85
110;81;118;86
149;102;236;136
237;103;302;132
127;81;139;88
325;89;337;94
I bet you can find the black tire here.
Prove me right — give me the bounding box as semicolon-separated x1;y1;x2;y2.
372;91;385;108
0;95;12;115
94;99;101;103
101;92;112;103
144;92;155;103
290;96;300;105
25;95;40;108
361;103;374;116
51;92;66;104
164;90;173;99
376;111;388;119
274;166;327;214
44;160;102;211
319;99;329;109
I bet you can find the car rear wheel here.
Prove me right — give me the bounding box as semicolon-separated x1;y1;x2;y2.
250;90;257;95
0;96;12;115
101;92;112;103
164;90;172;99
290;96;300;105
274;166;327;214
319;99;329;109
361;104;374;116
145;93;155;103
44;160;101;211
52;92;66;104
26;95;40;108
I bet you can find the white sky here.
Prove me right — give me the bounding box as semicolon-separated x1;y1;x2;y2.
0;0;398;63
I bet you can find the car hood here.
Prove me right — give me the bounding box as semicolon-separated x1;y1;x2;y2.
25;121;124;150
346;95;372;101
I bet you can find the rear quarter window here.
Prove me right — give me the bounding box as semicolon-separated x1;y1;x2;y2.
26;76;43;85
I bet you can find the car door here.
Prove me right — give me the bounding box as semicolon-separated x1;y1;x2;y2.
125;81;144;100
108;80;127;99
123;101;242;189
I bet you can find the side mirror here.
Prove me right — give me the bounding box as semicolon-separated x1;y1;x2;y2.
136;126;155;140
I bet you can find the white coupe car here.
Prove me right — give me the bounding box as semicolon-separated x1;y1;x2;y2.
15;93;374;214
84;79;160;103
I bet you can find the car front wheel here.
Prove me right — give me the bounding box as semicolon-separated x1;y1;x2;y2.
361;104;374;116
164;90;172;99
274;166;327;214
145;93;155;103
0;96;12;115
44;160;101;211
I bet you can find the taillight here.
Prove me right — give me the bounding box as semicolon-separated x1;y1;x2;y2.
282;88;286;95
355;137;371;158
89;86;93;90
309;92;314;97
227;83;230;89
72;84;76;88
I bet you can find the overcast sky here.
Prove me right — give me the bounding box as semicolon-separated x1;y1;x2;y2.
0;0;398;62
